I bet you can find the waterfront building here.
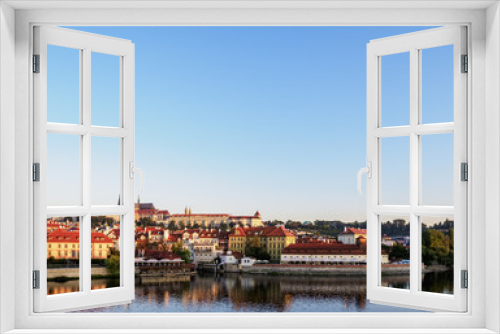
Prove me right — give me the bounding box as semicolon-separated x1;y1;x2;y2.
193;229;222;265
107;228;121;251
228;225;297;262
241;256;256;267
337;227;367;245
219;251;242;266
47;230;114;260
280;243;389;264
297;234;336;244
381;234;396;247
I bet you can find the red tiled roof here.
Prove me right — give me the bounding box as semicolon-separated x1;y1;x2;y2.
145;227;162;232
229;226;295;238
266;225;295;237
282;243;366;255
166;235;180;242
136;209;158;214
47;230;114;244
340;228;367;235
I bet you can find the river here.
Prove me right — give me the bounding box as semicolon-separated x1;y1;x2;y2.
49;271;453;312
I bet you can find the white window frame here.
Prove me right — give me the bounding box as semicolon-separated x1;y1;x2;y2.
365;26;468;312
32;25;136;312
0;1;499;334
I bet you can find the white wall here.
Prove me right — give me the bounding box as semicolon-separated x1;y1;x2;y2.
485;2;500;333
0;2;16;333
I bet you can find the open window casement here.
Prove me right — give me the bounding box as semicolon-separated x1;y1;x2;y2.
365;26;467;312
33;26;136;312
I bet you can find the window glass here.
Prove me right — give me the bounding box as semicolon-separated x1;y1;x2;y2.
91;216;121;290
381;52;410;127
91;52;121;127
421;216;454;294
381;136;410;205
47;45;80;124
47;133;81;206
91;136;121;206
47;217;80;295
421;45;454;124
379;215;410;290
421;133;454;206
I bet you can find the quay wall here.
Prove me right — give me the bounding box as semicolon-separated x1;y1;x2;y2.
47;267;109;278
241;264;410;276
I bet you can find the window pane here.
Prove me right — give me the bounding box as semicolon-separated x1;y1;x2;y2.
381;52;410;127
421;216;454;294
379;215;410;290
380;136;410;205
47;45;80;124
421;133;454;206
91;216;120;290
421;45;454;124
47;217;80;295
91;52;121;127
47;133;81;206
91;137;121;206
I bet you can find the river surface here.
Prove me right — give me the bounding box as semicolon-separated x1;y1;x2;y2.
52;271;454;313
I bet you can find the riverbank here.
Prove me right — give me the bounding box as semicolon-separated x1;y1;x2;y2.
241;264;412;276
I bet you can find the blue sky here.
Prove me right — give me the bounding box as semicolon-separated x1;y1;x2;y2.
46;26;454;222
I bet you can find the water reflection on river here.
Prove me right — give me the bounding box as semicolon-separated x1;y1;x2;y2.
62;273;448;313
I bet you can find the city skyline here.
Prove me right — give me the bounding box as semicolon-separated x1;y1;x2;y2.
47;26;454;222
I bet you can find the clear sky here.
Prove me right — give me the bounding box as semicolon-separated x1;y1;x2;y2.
46;26;454;222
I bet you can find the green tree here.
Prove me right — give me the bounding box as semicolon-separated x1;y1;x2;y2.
422;228;452;266
138;217;154;227
106;255;120;274
167;221;177;231
172;242;191;263
389;243;409;261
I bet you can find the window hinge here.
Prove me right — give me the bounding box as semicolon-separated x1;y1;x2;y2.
33;163;40;182
33;270;40;289
33;54;40;73
461;270;468;289
461;54;468;73
461;162;468;182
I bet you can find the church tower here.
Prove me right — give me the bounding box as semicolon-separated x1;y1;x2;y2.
135;195;140;210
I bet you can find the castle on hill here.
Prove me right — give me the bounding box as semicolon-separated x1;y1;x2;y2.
135;199;263;228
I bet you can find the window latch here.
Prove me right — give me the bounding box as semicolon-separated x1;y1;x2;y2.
129;162;145;195
357;162;372;195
